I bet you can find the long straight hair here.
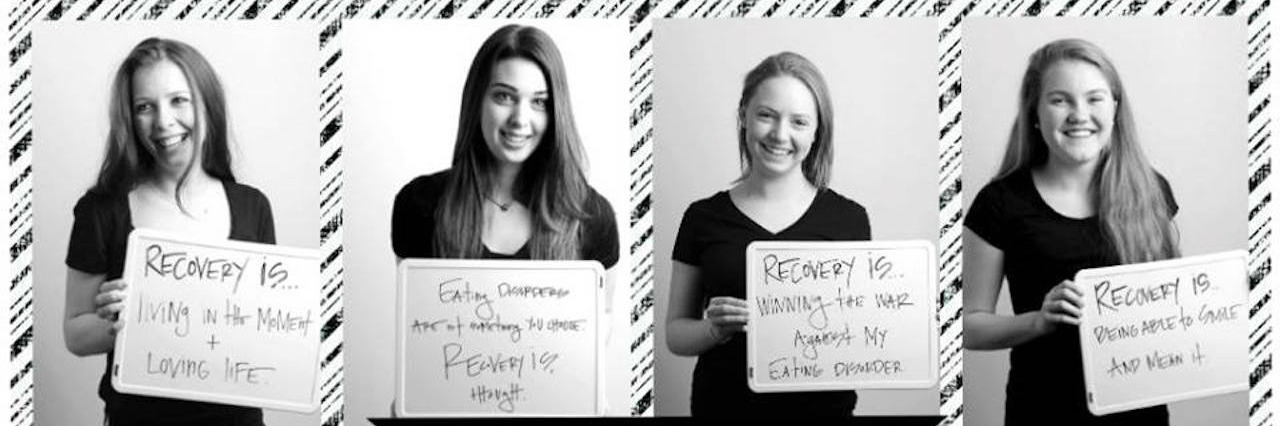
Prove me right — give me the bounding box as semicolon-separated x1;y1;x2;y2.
91;37;234;209
996;38;1178;263
736;51;834;188
434;24;591;260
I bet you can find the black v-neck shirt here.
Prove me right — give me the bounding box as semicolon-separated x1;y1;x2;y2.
965;168;1176;425
391;169;620;268
672;189;871;417
66;182;274;425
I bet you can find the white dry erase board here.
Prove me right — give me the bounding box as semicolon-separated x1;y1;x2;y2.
112;228;323;412
746;240;939;392
396;259;605;417
1076;251;1248;415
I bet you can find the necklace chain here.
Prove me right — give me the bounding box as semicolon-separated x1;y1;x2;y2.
485;195;516;212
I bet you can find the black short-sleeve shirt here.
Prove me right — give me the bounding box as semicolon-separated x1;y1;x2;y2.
965;168;1177;426
65;181;274;425
390;169;620;268
672;189;871;417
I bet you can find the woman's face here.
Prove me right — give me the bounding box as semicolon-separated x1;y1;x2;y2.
742;75;818;179
481;57;549;168
1035;59;1116;169
132;59;202;176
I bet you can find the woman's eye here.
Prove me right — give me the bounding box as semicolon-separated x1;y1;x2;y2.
792;118;812;128
172;96;191;106
532;97;548;111
1048;98;1066;106
133;103;153;114
492;92;515;104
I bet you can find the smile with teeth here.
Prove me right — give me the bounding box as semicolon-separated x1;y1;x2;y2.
500;129;534;146
1062;128;1097;138
154;134;188;148
759;142;794;156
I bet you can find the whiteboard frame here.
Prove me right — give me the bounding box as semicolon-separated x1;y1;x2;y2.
395;259;607;417
111;228;324;413
1076;250;1249;416
745;240;940;392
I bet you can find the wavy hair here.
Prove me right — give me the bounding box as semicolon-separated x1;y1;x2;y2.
434;24;591;260
91;37;234;211
736;51;834;188
996;38;1178;263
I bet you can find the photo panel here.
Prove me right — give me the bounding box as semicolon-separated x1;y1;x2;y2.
340;18;635;421
29;21;322;426
652;17;942;417
962;17;1249;426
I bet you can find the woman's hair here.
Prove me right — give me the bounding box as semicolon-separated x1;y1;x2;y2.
996;38;1178;263
736;51;835;188
91;37;234;209
434;24;592;260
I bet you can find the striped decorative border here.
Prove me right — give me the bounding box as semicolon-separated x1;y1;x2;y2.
6;0;654;424
7;1;1269;426
4;2;355;426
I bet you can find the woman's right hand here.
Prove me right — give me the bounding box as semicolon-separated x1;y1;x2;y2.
94;278;128;335
1034;279;1084;334
704;296;749;344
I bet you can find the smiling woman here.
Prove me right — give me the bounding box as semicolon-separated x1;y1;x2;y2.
963;38;1180;426
62;37;275;426
391;24;618;267
663;52;870;417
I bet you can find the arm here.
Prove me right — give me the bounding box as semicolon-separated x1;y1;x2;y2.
664;261;746;356
63;268;122;356
962;230;1082;350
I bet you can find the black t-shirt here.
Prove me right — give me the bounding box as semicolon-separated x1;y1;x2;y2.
965;168;1176;426
65;181;273;425
391;169;620;268
672;189;870;417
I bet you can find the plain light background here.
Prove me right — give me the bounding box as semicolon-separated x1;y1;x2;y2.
341;19;632;422
962;17;1249;426
30;22;321;426
652;18;940;416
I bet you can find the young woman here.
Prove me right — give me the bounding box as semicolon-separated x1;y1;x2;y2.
63;37;274;425
963;38;1179;425
664;52;870;417
390;24;619;285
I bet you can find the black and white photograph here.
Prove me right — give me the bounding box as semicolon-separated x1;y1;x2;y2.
339;19;633;420
30;22;321;426
962;17;1249;426
652;18;941;417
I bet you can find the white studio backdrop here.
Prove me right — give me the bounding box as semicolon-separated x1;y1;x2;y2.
652;18;941;416
340;19;633;423
31;21;321;426
961;17;1249;426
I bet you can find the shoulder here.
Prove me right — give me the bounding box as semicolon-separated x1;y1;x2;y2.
682;191;730;218
73;190;123;214
223;181;272;210
972;169;1031;207
817;189;868;217
397;170;452;201
582;186;616;220
1153;170;1178;215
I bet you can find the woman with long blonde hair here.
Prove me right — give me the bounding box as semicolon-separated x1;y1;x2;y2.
64;37;274;425
963;38;1178;425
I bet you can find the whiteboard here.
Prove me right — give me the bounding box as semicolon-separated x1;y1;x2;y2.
396;259;605;417
1076;251;1248;415
112;228;323;413
746;240;939;392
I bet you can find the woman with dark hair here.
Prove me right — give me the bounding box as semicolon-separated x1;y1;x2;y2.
963;38;1179;425
63;37;273;425
391;24;619;290
664;51;870;417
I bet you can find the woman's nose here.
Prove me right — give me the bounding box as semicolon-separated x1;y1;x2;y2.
153;105;176;130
